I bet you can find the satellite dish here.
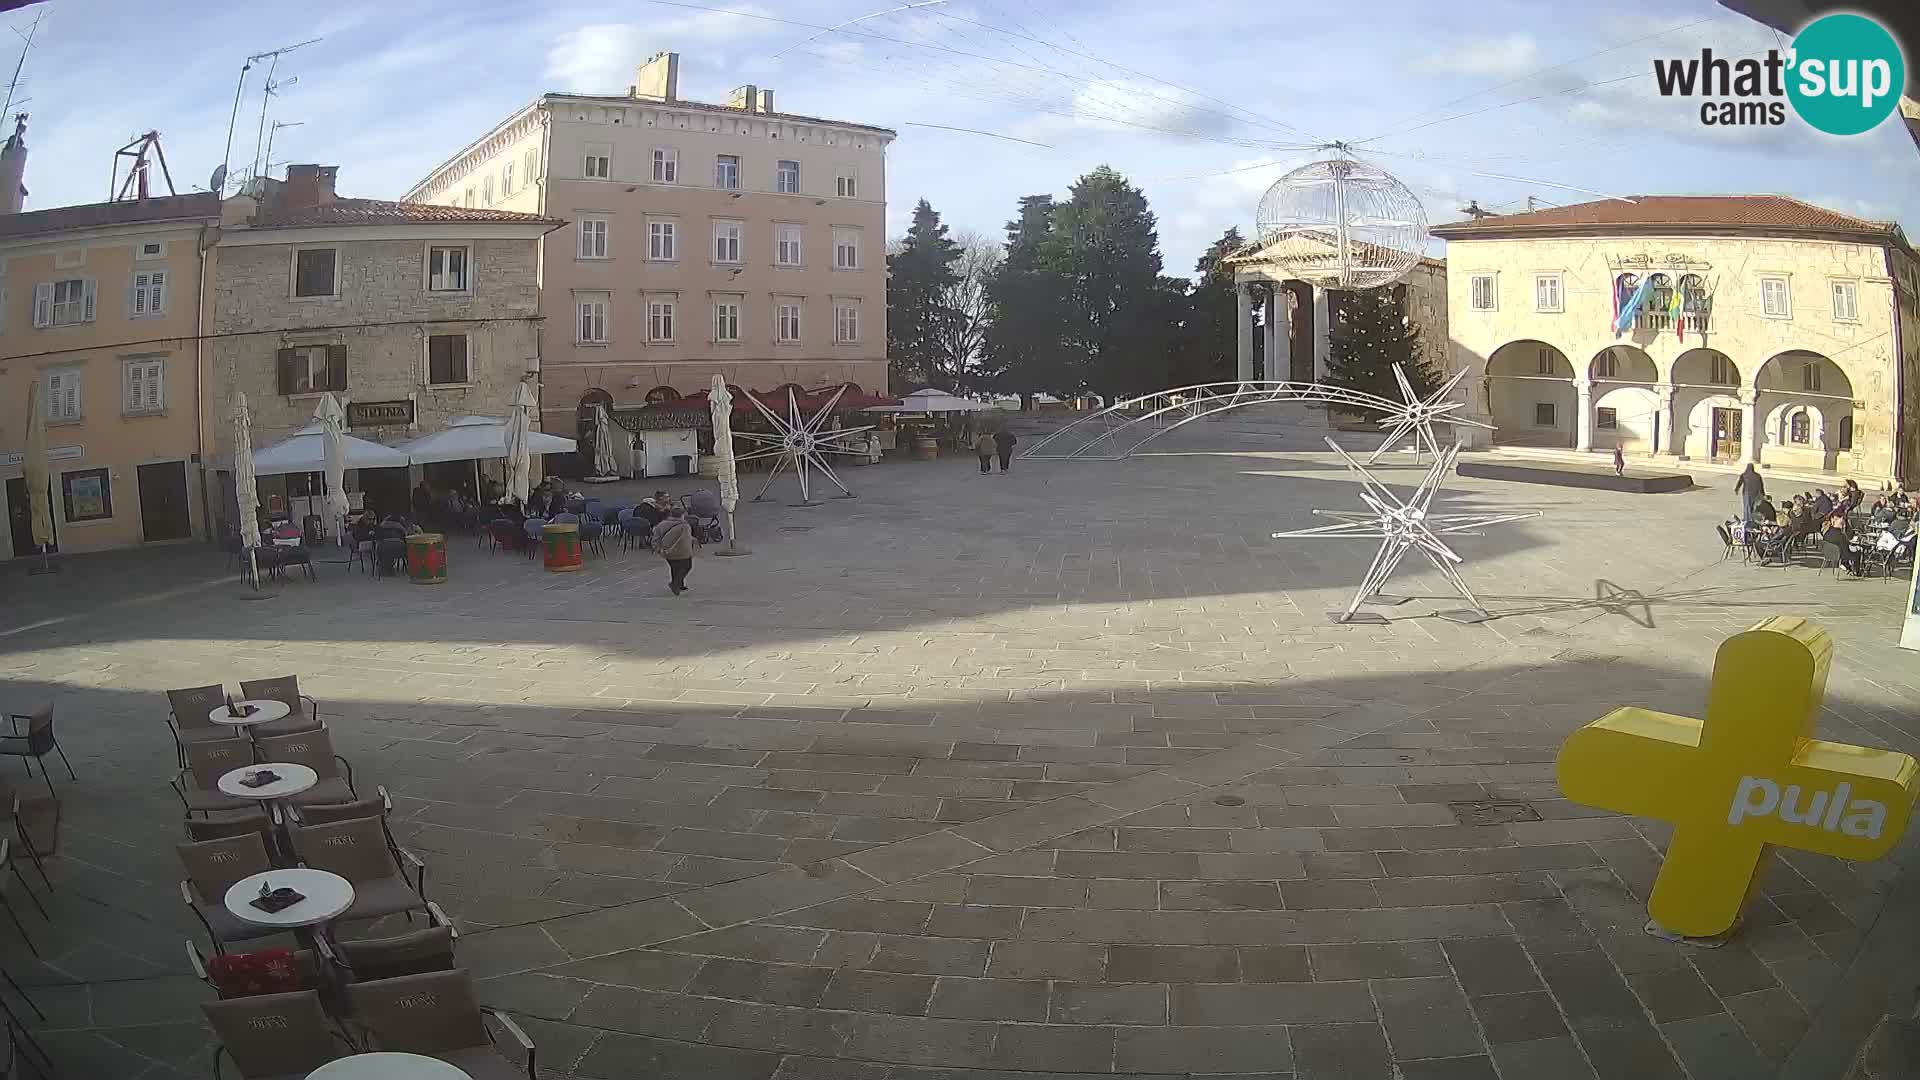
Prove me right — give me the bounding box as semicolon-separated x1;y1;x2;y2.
209;164;228;193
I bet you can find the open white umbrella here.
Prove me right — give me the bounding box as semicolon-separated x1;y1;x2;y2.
869;388;994;414
22;380;53;574
315;392;350;545
504;381;534;505
592;403;619;478
233;393;261;587
708;374;747;555
398;416;575;464
252;423;409;476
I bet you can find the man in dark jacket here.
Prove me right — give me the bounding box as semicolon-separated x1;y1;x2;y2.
994;428;1018;472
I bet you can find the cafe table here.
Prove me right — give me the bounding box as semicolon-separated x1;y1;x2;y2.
306;1052;472;1079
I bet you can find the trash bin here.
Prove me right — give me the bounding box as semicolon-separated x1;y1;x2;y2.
672;454;693;476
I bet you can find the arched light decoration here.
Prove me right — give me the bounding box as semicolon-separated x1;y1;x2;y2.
1255;149;1428;291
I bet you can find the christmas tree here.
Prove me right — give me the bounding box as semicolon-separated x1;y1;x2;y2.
1322;287;1440;401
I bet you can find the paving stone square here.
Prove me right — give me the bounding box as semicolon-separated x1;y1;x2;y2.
2;416;1917;1078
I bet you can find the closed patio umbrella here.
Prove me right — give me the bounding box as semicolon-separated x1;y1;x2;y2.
593;403;619;478
505;381;534;505
233;393;261;587
709;374;747;556
22;380;53;574
315;392;350;545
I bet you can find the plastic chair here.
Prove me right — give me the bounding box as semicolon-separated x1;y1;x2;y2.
579;520;604;556
522;518;545;558
1818;540;1844;577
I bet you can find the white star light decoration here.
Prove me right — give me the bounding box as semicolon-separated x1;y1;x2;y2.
736;384;874;505
1273;438;1539;624
1369;365;1495;464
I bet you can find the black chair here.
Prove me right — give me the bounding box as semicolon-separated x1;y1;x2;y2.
277;545;316;582
375;537;409;577
1715;524;1735;561
0;706;74;798
1818;540;1845;577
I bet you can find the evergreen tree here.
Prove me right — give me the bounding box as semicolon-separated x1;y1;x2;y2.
982;195;1075;402
1046;166;1166;400
886;199;962;392
1322;286;1440;402
1179;227;1247;385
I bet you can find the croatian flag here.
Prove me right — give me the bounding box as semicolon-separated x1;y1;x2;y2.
1670;282;1687;343
1613;276;1653;336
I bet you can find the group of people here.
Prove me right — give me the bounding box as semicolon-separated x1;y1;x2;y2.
972;428;1018;473
1733;465;1913;574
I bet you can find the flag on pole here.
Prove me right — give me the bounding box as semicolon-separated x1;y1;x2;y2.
1613;276;1653;336
1669;281;1687;343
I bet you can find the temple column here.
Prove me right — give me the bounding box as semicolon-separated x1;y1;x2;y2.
1740;390;1760;463
1312;289;1331;381
1236;284;1255;383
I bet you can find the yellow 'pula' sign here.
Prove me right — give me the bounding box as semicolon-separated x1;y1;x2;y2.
1556;616;1919;938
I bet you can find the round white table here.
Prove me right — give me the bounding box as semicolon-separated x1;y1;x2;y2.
217;762;317;802
306;1052;471;1079
224;868;354;930
206;698;292;730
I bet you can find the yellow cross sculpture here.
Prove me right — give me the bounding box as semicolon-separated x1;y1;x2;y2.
1557;616;1919;938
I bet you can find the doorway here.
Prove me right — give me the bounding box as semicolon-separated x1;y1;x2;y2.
5;476;55;557
1711;407;1742;461
137;461;193;542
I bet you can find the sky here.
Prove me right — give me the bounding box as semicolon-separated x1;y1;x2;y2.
7;0;1918;277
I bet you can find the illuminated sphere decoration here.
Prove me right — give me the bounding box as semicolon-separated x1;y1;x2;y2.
1254;156;1429;291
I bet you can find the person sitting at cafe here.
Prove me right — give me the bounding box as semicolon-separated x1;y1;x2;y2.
1812;489;1834;519
411;480;434;522
1823;512;1865;576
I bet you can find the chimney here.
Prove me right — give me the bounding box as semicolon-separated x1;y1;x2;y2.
0;114;27;215
282;164;338;209
727;84;758;112
634;51;679;102
757;89;774;114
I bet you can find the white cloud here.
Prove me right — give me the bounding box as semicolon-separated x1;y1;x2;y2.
1070;79;1235;138
1419;34;1543;77
545;7;775;92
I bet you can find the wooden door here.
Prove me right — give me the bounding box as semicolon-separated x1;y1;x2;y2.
1711;407;1742;460
137;461;192;542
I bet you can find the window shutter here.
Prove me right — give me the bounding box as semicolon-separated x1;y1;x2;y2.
32;282;50;327
151;270;166;312
82;280;97;322
276;349;298;396
145;361;162;409
326;344;348;391
124;363;139;411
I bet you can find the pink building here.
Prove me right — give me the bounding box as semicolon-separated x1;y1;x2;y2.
405;52;894;437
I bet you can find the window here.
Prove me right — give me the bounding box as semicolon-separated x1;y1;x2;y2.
1596;407;1617;430
502;160;515;196
34;278;94;327
834;301;859;343
1838;415;1854;451
1644;274;1673;329
776;224;803;266
835;165;858;198
578;217;608;259
137;240;164;260
776;302;801;342
578;294;609;343
293;249;337;298
427;245;469;292
523;147;540;181
1534;402;1556;427
1710;355;1735;385
427;334;469;385
1536;350;1556;376
61;468;112;523
123;356;164;414
1469;274;1496;311
648;220;677;261
131;269;167;316
648;299;675;342
1761;276;1791;317
833;229;860;270
481;176;494;206
1802;361;1822;392
651;147;678;183
44;368;81;421
1534;274;1562;312
463;189;474;208
1831;280;1858;321
715;154;739;190
276;344;347;395
713;300;741;343
713;221;742;263
776;159;800;194
1789;410;1810;444
1593;351;1617;379
583;147;611;179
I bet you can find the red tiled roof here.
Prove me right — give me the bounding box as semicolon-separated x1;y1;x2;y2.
252;197;561;229
1431;195;1901;239
0;193;219;241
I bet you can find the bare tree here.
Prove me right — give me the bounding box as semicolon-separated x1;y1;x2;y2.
935;229;1001;391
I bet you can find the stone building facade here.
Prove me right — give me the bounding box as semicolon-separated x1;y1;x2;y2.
403;51;893;436
208;166;557;521
1432;196;1920;483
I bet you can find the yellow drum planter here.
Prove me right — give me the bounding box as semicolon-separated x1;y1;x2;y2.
405;533;446;584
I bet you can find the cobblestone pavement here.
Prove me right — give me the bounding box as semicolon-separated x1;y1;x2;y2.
2;414;1916;1079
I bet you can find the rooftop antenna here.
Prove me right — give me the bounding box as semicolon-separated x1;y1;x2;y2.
263;119;303;178
251;72;298;183
1458;199;1495;219
219;37;319;194
1;8;42;120
110;131;177;201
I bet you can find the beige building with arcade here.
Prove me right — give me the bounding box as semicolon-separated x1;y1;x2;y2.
405;51;894;435
1432;196;1920;484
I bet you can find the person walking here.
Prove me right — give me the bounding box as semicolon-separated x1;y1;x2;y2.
995;428;1018;472
1734;463;1764;524
973;430;996;473
651;506;695;595
1612;446;1625;477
